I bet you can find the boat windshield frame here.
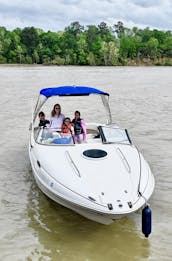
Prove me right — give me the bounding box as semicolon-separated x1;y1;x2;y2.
98;126;132;145
31;86;112;127
35;127;75;146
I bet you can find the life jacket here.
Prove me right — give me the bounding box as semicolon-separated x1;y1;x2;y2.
62;123;72;133
39;119;50;127
72;118;83;135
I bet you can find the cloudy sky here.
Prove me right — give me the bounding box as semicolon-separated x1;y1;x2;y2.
0;0;171;32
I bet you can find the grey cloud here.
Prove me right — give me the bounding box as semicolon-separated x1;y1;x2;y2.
59;0;82;5
132;0;162;8
0;0;171;31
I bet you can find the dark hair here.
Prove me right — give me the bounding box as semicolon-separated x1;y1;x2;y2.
64;117;71;121
75;110;80;116
63;117;71;124
39;111;45;117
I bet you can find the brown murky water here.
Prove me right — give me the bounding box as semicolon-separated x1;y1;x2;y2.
0;65;171;261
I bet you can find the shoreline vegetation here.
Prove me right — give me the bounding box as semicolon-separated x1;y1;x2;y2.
0;21;172;66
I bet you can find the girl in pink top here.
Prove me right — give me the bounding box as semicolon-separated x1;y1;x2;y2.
72;111;87;143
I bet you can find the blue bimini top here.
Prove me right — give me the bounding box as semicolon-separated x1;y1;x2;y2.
40;86;109;98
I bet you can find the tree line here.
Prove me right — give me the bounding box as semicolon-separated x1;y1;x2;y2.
0;21;172;66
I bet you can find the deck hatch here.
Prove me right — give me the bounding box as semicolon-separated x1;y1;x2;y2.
83;149;107;158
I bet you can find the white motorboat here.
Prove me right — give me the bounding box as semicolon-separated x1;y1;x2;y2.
29;86;155;235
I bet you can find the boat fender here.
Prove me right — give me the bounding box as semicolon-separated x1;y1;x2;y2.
142;205;152;238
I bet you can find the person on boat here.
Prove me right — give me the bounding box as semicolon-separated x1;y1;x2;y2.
49;104;65;129
61;117;74;135
72;111;87;143
38;111;50;127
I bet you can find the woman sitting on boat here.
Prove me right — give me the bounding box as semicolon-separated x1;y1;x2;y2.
72;111;87;143
49;104;65;129
61;117;74;135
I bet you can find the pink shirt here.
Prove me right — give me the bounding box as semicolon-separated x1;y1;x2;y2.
81;120;87;140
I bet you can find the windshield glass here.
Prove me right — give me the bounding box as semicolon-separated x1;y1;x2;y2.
99;126;131;144
36;127;74;145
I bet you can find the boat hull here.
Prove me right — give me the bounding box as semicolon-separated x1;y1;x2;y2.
31;165;126;225
29;144;154;225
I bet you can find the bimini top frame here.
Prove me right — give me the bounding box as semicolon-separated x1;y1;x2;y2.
32;85;112;124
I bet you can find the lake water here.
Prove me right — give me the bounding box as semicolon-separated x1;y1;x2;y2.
0;65;172;261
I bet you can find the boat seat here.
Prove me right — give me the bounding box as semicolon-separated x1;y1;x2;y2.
86;134;101;143
87;128;99;135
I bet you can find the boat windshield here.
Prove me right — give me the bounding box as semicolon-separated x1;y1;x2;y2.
35;127;74;145
99;126;131;144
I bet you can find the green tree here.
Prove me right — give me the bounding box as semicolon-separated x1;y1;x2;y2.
62;22;84;64
77;33;88;64
86;25;99;52
40;31;61;60
161;35;172;57
113;21;125;38
119;36;137;59
21;27;40;57
145;37;159;58
87;52;96;65
0;22;171;65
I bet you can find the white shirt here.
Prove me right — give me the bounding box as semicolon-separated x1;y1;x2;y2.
49;114;65;129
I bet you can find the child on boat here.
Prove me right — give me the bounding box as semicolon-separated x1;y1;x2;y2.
38;111;50;127
61;117;74;135
72;111;87;143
